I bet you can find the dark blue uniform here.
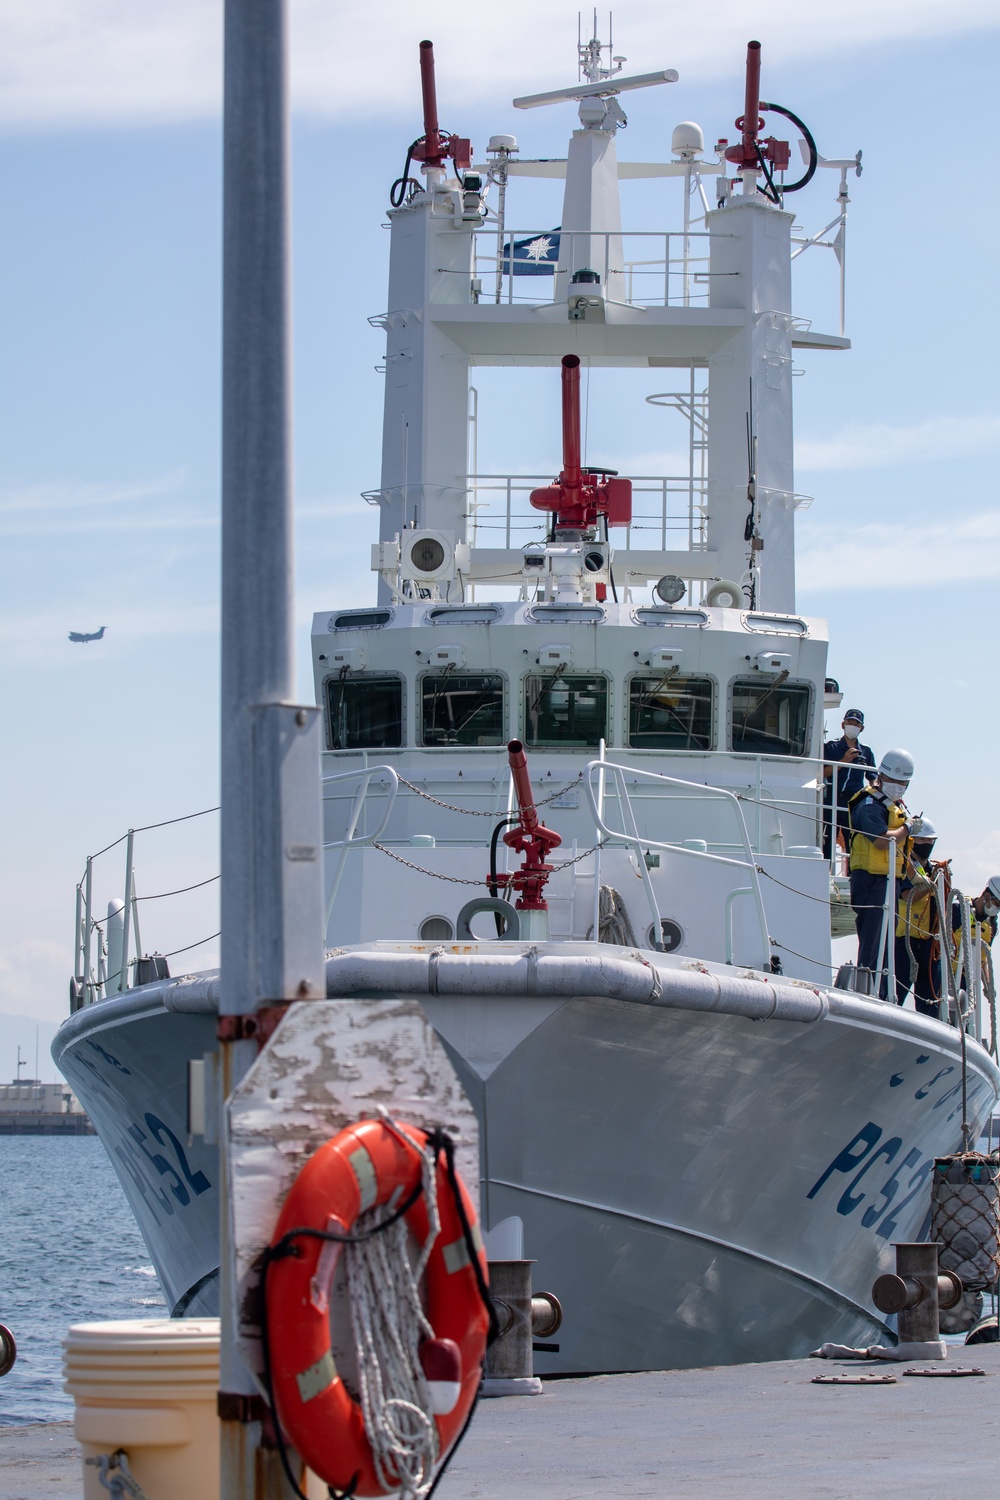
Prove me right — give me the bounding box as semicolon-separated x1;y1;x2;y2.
850;789;901;998
823;735;875;859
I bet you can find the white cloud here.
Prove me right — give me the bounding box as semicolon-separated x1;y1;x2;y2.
797;414;1000;473
0;0;997;129
799;510;1000;591
0;471;187;514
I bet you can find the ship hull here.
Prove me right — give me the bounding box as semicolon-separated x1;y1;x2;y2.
54;971;999;1368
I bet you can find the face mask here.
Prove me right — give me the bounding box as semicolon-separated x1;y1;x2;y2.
843;724;861;740
881;779;907;802
986;901;1000;919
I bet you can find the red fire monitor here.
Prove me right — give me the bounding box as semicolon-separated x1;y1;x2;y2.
501;740;562;912
530;357;632;532
723;40;790;175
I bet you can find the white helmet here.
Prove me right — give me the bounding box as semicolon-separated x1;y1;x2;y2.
912;817;937;840
878;748;914;782
987;875;1000;903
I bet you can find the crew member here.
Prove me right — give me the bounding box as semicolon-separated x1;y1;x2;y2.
895;818;940;1016
951;876;1000;1010
823;708;876;861
848;748;916;997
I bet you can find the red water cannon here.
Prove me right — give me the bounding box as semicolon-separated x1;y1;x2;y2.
529;357;632;532
408;40;472;175
502;740;562;912
723;41;790;176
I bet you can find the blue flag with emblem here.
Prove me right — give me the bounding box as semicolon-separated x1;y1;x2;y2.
502;229;561;276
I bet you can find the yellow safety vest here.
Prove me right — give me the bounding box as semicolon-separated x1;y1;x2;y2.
849;789;907;877
953;909;997;960
896;861;936;939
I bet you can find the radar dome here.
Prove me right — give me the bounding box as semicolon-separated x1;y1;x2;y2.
671;122;704;158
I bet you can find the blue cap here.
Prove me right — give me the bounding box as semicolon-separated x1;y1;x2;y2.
843;708;864;726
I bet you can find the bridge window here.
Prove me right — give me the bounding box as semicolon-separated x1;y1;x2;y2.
524;672;608;748
421;672;505;746
730;677;810;757
628;674;713;750
327;674;403;751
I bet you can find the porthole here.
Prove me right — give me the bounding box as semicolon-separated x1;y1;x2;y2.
419;916;454;942
647;918;684;953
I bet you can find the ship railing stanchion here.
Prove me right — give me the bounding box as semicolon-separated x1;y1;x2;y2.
936;867;951;1023
118;829;134;994
74;883;83;1004
321;765;400;937
592;738;606;941
83;856;93;1004
885;862;896;1002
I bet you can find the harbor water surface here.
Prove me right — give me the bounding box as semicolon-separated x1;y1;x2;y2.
0;1137;164;1423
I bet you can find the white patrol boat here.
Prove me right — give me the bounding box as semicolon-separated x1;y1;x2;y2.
54;31;999;1371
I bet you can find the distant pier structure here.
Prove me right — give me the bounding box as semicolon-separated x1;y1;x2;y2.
0;1078;94;1135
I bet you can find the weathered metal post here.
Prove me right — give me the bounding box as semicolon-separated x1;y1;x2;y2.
219;1;325;1495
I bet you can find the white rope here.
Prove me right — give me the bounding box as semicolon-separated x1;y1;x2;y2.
344;1117;442;1498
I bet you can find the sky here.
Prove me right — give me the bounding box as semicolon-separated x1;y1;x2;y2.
0;2;998;1064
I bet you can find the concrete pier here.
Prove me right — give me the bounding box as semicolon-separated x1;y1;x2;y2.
4;1344;998;1498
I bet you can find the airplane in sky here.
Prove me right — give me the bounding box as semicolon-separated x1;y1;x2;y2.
68;626;107;643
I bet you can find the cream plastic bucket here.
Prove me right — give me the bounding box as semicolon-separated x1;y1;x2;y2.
64;1318;220;1500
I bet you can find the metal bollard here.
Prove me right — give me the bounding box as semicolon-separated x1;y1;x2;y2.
482;1260;562;1397
871;1242;962;1346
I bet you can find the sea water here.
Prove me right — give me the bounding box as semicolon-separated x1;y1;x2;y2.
0;1136;166;1422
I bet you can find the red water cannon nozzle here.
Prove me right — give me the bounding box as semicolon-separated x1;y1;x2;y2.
500;740;562;912
723;40;790;176
408;41;473;174
529;357;632;532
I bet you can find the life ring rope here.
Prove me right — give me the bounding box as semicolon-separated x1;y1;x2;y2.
259;1114;497;1500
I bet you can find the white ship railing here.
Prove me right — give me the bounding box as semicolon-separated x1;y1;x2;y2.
467;472;708;553
472;228;721;308
583;757;772;970
73;807;220;1007
322;765;400;932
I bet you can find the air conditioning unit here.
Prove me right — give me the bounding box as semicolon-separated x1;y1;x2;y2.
754;651;791;673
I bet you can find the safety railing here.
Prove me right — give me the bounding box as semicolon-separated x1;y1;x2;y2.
73;807;220;1008
472;228;722;308
467;472;708;554
583;756;772;971
322;765;400;934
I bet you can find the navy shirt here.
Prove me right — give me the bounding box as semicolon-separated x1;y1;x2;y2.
851;788;892;838
823;735;876;807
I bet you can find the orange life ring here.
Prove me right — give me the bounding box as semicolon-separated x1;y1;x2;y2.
264;1117;490;1496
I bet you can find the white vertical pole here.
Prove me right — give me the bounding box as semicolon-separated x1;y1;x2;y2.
935;868;950;1022
592;738;606;941
83;857;93;1004
74;885;83;1001
119;831;134;994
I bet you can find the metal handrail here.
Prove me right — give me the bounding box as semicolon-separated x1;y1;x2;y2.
473;227;723;308
322;764;401;933
583;756;771;969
